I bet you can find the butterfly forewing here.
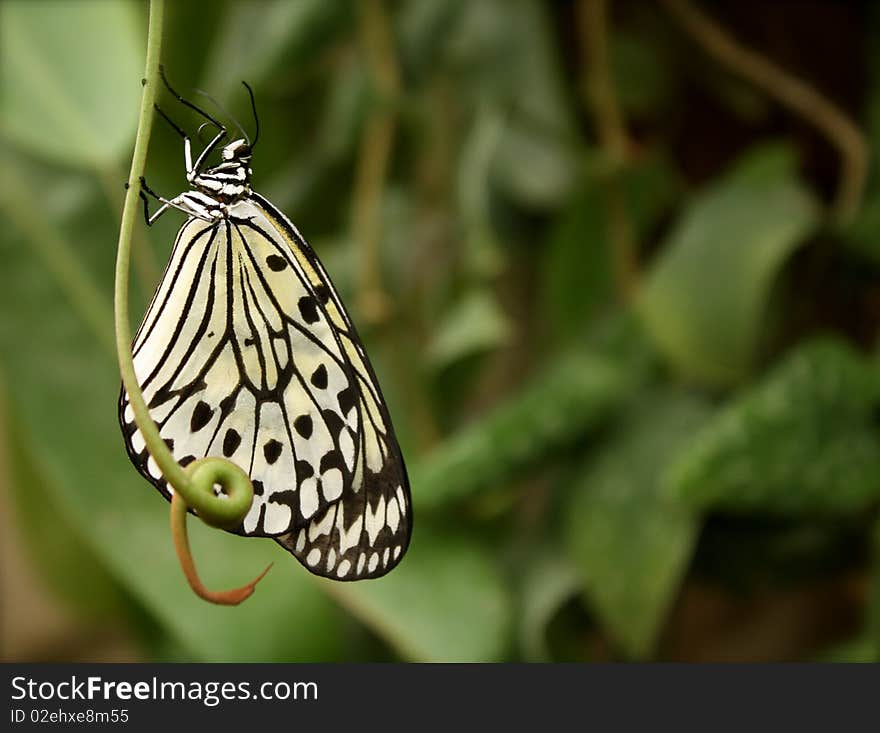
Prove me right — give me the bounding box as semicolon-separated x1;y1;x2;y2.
121;196;411;578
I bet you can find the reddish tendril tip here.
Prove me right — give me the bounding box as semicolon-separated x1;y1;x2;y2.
170;492;273;606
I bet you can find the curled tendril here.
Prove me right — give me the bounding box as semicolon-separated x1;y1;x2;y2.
183;457;255;530
113;0;270;605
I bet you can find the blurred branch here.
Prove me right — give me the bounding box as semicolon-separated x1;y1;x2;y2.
578;0;639;302
661;0;869;225
580;0;629;160
352;0;400;324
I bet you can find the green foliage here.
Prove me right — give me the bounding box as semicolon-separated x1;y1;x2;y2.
3;396;132;621
413;346;645;511
0;0;143;167
427;288;512;369
636;144;820;386
326;527;511;662
669;339;880;516
516;549;581;662
541;154;680;348
565;390;712;658
201;0;346;98
1;0;878;662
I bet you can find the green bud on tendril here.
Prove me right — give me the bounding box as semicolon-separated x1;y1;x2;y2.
183;458;254;531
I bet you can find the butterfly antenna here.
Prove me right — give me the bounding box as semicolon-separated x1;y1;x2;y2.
158;64;224;130
193;88;250;144
242;81;260;148
197;121;222;142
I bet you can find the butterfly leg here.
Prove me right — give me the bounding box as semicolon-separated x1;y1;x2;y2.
136;180;173;226
138;189;165;226
124;180;161;226
137;177;207;225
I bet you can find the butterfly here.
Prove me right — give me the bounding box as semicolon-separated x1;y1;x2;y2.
119;67;411;580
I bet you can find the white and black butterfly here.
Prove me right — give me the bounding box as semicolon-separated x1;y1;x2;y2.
119;67;411;581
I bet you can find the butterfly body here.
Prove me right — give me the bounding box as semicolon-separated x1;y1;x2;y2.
120;79;411;581
188;138;253;203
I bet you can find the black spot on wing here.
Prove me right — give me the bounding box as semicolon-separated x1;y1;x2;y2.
263;439;283;464
252;479;264;496
190;400;213;432
310;364;328;389
223;428;241;457
337;387;356;416
293;414;313;439
314;284;330;303
298;295;319;324
296;460;314;479
266;254;287;271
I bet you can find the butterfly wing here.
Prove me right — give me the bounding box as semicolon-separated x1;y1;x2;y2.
119;196;411;579
246;194;412;579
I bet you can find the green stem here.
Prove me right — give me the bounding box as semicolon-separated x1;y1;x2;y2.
351;0;400;324
661;0;867;224
114;0;255;532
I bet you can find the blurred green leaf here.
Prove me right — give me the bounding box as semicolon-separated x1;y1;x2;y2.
445;0;579;209
636;143;820;386
565;390;711;658
669;339;880;516
0;0;143;168
327;526;512;661
494;118;580;209
413;346;647;511
813;632;878;663
202;0;345;95
490;0;578;208
318;57;368;162
397;0;466;79
3;391;131;621
457;102;506;279
541;154;681;347
540;181;610;345
517;548;581;661
427;288;511;369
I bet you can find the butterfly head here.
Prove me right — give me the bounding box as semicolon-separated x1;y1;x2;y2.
222;138;252;162
192;138;253;202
